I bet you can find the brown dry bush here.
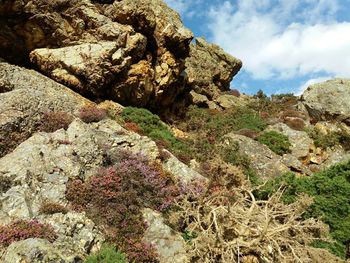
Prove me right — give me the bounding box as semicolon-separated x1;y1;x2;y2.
168;185;335;263
39;201;68;215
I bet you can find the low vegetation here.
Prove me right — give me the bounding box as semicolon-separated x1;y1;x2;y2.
66;150;198;262
0;220;57;247
85;244;128;263
39;201;68;215
79;105;107;123
38;111;73;132
257;131;291;155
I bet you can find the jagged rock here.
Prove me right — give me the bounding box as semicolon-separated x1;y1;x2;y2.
0;0;196;110
214;94;254;110
185;38;242;99
0;62;89;157
2;238;79;263
320;146;350;170
143;208;188;263
282;154;312;175
301;79;350;124
103;0;193;57
30;41;136;96
223;133;290;179
163;153;207;184
189;90;210;106
266;123;314;160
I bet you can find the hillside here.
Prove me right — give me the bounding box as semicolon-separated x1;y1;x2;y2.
0;0;350;262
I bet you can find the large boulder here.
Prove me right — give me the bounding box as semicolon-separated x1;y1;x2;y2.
301;79;350;124
223;133;290;180
185;38;242;99
0;61;90;157
0;0;195;110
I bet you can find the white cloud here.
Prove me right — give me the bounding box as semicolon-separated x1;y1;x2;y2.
164;0;189;16
296;76;333;95
207;0;350;81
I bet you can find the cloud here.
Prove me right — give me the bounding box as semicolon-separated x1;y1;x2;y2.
164;0;189;16
207;0;350;81
296;76;333;95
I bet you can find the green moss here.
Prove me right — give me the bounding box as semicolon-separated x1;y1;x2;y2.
85;244;128;263
257;131;291;155
255;160;350;258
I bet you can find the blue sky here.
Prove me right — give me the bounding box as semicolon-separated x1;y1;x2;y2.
165;0;350;95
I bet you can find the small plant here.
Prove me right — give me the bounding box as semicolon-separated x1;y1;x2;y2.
39;201;68;215
79;105;107;123
85;244;128;263
236;128;260;139
257;131;291;155
225;89;240;97
38;111;73;132
0;220;57;247
124;122;142;134
284;117;306;131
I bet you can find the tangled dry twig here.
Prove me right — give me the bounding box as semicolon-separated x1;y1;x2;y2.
169;185;339;263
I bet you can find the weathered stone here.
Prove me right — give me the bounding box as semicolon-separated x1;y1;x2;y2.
223;133;290;180
143;208;189;263
214;94;253;110
30;41;132;96
104;0;193;57
185;38;242;99
301;79;350;124
266;123;314;159
0;62;89;157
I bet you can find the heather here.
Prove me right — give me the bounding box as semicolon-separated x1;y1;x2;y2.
79;105;107;123
0;220;57;247
66;151;191;262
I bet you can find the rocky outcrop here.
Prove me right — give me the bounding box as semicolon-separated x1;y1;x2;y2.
223;133;290;179
266;123;313;160
0;61;90;157
0;0;197;110
0;115;205;260
301;79;350;124
185;38;242;99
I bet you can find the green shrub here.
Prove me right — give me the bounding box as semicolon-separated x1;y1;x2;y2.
308;128;340;149
180;106;267;137
85;244;128;263
255;160;350;258
257;131;291;155
121;107;193;162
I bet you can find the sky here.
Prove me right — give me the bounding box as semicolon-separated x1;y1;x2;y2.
164;0;350;95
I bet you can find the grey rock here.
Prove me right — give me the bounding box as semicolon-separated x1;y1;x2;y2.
223;133;290;180
0;62;90;157
301;78;350;124
163;153;207;184
143;208;189;263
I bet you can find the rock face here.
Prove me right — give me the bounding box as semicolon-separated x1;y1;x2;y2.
0;0;198;110
223;133;290;180
0;61;90;157
143;208;188;263
185;38;242;99
301;79;350;124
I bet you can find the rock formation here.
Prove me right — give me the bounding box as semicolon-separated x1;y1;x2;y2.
301;78;350;124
